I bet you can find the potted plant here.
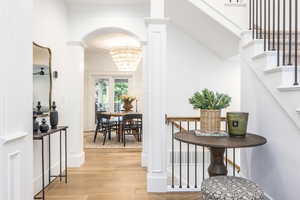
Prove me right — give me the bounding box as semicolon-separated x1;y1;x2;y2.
189;89;231;133
121;95;136;112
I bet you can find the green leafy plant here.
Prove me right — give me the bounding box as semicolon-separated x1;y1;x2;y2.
189;89;231;110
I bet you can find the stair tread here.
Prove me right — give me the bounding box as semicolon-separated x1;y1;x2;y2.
278;85;300;91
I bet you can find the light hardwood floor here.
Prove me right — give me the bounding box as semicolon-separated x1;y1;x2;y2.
44;148;201;200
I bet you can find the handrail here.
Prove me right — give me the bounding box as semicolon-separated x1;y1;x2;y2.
166;114;241;173
165;115;227;124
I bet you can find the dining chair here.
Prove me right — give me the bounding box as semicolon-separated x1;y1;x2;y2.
121;114;143;147
94;113;118;145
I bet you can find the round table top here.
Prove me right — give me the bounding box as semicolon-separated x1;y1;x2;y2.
175;131;267;148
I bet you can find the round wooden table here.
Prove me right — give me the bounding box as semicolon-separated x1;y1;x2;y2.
175;132;267;177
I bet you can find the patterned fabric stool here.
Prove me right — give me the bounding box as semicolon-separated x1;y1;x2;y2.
201;176;265;200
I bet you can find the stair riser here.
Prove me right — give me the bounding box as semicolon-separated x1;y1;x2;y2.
243;40;265;58
280;70;300;87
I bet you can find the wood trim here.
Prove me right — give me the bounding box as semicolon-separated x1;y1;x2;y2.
165;114;227;124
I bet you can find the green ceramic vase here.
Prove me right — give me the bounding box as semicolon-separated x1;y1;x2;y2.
227;112;249;137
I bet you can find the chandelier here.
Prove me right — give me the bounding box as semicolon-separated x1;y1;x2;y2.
110;47;142;71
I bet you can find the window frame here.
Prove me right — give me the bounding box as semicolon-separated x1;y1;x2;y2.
93;74;133;113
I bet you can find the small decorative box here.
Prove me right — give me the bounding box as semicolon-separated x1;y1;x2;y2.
194;130;228;137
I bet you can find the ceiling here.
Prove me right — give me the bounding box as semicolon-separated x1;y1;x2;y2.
65;0;148;5
85;32;141;51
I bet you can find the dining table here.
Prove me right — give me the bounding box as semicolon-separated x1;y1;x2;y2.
100;111;143;140
175;131;267;177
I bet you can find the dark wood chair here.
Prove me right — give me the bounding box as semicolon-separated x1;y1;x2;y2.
94;113;118;145
121;114;143;147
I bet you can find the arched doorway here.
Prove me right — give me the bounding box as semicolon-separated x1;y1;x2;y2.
81;27;147;156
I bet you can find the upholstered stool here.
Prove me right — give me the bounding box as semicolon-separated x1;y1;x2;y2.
201;176;265;200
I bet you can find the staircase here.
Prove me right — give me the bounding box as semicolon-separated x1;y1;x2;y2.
241;0;300;129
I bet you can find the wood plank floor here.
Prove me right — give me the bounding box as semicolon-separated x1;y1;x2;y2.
45;148;201;200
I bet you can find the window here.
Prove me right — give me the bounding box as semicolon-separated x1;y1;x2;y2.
94;76;131;120
114;79;128;112
95;79;110;112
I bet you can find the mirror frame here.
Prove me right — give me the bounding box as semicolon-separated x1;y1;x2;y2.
33;42;53;111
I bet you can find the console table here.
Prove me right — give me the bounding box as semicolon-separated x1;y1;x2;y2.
33;126;68;200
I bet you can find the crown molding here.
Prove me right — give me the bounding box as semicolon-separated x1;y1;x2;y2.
67;41;87;48
144;18;170;25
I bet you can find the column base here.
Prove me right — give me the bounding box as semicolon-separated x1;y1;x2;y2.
147;173;167;192
68;151;85;167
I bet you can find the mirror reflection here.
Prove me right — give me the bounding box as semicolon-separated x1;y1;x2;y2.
33;43;52;115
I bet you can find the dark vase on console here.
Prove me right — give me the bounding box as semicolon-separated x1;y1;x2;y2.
50;101;58;129
33;116;39;134
40;119;49;133
37;101;42;115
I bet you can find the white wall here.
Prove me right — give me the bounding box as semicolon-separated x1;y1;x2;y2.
68;3;149;42
241;60;300;200
0;1;33;199
84;49;143;131
195;0;248;30
166;24;241;117
33;0;86;194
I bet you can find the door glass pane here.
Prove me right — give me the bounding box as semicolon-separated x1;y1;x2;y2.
114;79;128;112
95;79;109;112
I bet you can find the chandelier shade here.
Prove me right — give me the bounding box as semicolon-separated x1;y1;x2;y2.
110;47;142;71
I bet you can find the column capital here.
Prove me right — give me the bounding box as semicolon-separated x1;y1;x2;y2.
66;41;87;48
144;17;170;26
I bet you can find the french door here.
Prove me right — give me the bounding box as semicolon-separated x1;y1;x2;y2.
95;76;131;114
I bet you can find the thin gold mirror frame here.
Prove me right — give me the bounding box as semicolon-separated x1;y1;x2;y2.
33;42;53;111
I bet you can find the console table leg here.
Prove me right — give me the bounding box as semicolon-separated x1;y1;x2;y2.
208;147;228;177
65;129;68;184
42;138;45;200
60;130;62;182
48;135;51;184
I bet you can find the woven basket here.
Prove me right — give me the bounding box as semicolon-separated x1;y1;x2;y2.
200;109;221;133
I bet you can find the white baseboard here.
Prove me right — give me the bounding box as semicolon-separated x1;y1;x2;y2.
147;173;168;192
33;161;62;194
68;151;85;167
141;152;148;167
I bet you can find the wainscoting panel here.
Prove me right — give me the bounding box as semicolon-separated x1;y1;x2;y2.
8;151;22;200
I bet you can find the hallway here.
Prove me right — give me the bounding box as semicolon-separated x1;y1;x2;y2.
44;149;200;200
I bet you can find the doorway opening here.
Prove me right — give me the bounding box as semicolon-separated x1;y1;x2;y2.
83;28;144;150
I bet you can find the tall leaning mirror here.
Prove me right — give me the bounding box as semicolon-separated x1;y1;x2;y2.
33;42;52;116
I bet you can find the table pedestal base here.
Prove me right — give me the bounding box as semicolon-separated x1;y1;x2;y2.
208;147;228;177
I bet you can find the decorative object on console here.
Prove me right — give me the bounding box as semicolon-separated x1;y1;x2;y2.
189;89;231;133
121;95;136;112
37;101;42;115
50;101;58;129
53;71;58;79
40;118;49;133
227;112;249;137
33;115;39;134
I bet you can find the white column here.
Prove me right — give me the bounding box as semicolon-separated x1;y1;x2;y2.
146;0;169;192
66;41;85;167
141;41;149;168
